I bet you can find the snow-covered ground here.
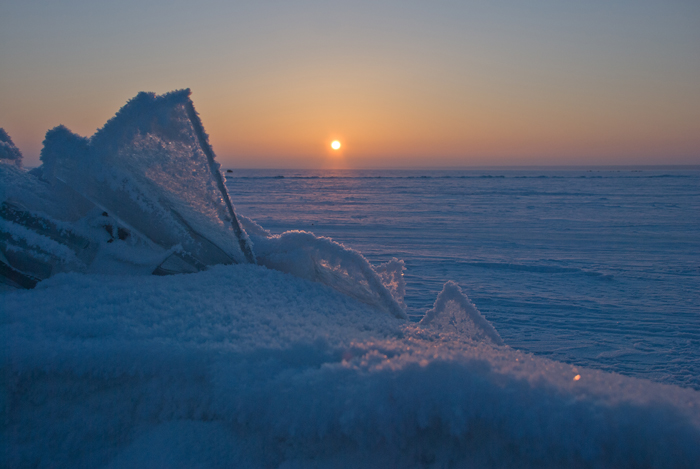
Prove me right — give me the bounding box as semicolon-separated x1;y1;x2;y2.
4;264;700;468
2;92;699;467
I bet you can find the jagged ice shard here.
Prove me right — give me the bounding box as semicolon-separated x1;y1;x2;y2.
39;89;255;270
2;91;700;468
1;90;255;284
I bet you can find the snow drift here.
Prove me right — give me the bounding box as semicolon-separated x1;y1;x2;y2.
2;266;699;468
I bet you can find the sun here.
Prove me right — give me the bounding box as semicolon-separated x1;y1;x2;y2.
331;140;341;150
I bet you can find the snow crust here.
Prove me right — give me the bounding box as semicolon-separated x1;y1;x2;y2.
3;266;699;468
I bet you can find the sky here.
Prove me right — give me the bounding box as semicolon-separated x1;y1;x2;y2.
1;0;699;169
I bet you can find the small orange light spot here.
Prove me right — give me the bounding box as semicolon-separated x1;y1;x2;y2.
331;140;341;150
573;374;581;381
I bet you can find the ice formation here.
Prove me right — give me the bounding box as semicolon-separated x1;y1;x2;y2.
0;128;23;167
239;215;407;318
2;90;258;285
2;92;699;468
420;280;503;345
1;92;405;315
38;90;254;268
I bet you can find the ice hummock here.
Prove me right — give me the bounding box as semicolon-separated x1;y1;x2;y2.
38;90;254;268
2;91;259;286
0;92;408;318
420;280;503;345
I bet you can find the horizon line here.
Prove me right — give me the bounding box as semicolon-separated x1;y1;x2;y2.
221;164;700;171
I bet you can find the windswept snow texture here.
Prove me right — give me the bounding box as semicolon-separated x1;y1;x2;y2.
0;128;22;166
3;265;700;468
226;168;700;390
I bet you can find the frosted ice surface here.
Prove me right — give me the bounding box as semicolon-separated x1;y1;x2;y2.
420;280;503;345
239;214;407;319
2;92;258;287
226;169;700;390
39;90;253;268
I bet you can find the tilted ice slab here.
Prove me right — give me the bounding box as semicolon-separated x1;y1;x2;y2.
1;161;99;288
2;265;699;468
38;89;254;269
2;90;257;285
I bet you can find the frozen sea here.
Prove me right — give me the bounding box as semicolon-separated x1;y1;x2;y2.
227;167;700;391
4;89;700;467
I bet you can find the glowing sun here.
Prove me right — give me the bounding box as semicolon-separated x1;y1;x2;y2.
331;140;341;150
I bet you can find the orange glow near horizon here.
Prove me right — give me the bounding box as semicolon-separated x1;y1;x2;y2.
2;2;699;168
185;58;700;169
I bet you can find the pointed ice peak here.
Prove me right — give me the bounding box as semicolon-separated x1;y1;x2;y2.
0;128;23;167
420;281;503;345
91;89;195;153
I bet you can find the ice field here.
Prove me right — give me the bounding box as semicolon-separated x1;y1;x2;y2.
227;168;700;391
2;91;699;467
